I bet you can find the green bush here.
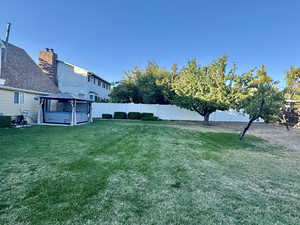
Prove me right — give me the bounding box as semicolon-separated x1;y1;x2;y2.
0;116;11;128
141;113;154;119
128;112;142;120
102;114;112;119
114;112;127;119
141;116;159;121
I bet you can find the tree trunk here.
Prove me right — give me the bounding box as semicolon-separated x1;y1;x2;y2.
240;117;256;140
203;113;210;126
192;107;212;126
240;96;265;140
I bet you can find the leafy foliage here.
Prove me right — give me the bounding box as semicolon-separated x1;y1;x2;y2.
237;65;284;139
128;112;142;120
109;62;173;104
0;116;11;128
109;57;286;131
113;112;127;119
285;66;300;100
102;114;113;119
171;56;239;124
141;113;154;118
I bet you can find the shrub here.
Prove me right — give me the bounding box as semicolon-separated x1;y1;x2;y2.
114;112;127;119
141;113;154;119
141;116;159;121
102;114;112;119
0;116;11;128
128;112;142;120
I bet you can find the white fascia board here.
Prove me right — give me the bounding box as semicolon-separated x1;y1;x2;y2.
0;85;52;95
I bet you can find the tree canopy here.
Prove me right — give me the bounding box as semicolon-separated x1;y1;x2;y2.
171;56;239;124
109;62;173;104
285;66;300;100
109;57;290;136
237;65;284;139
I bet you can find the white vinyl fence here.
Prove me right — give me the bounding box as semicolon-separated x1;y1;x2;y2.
92;103;251;122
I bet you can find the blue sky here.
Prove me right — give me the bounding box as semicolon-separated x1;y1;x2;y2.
1;0;300;87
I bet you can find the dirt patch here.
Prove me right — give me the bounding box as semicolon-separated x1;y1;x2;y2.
162;121;300;151
218;122;300;151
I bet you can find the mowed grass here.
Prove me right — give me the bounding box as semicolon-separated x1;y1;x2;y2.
1;120;300;225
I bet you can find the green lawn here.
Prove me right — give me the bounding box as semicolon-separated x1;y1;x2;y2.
1;120;300;225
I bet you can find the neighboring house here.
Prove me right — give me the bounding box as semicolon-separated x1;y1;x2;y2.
0;41;59;123
38;49;111;101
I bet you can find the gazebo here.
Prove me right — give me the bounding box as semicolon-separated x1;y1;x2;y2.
37;93;93;126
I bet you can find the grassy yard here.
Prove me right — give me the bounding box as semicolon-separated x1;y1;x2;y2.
1;120;300;225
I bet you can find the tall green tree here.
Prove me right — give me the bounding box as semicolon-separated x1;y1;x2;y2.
109;81;141;103
237;65;284;140
285;66;300;100
171;56;238;125
109;62;172;104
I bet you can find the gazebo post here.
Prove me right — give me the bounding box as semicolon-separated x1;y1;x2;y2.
74;100;77;125
89;102;93;123
37;98;43;125
70;100;74;126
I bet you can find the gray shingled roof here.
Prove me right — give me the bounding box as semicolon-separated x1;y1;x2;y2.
0;41;59;93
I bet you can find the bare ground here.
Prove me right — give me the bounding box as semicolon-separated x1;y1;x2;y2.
160;121;300;151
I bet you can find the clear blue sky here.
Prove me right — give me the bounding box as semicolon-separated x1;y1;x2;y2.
1;0;300;87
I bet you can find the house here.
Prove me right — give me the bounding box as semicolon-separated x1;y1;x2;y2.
38;49;111;101
0;41;59;123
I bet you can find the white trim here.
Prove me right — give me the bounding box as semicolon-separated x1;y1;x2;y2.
0;85;53;95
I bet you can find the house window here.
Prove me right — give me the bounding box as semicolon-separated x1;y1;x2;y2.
14;92;24;104
88;76;91;82
98;80;101;86
94;77;96;84
89;95;94;101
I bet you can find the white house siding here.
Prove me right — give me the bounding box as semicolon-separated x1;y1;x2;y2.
92;103;251;122
0;88;40;123
57;62;110;100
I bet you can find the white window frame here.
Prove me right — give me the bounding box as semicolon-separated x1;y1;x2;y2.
13;92;24;104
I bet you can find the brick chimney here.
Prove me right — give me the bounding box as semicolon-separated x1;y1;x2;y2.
38;48;58;85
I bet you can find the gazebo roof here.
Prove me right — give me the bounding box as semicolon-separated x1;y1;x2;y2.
40;93;93;102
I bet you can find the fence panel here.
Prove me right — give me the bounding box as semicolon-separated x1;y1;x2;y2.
92;103;250;122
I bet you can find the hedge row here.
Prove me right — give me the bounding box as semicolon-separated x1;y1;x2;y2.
0;116;11;128
101;112;159;121
114;112;127;119
102;114;113;119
